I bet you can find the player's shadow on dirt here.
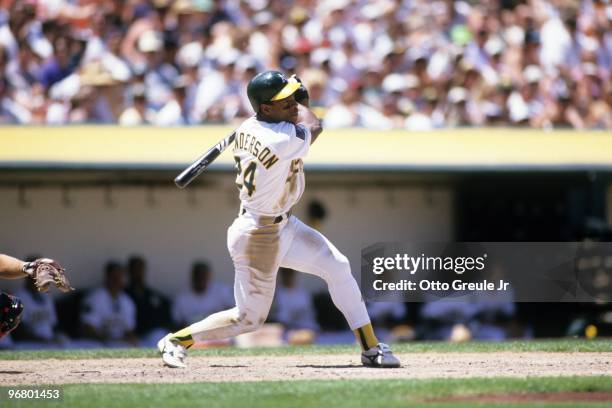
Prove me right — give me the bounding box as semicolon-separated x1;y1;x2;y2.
295;364;360;369
0;370;27;374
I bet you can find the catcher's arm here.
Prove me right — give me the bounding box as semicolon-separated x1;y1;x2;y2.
0;254;28;279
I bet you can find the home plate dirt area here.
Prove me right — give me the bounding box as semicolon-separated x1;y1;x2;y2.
1;352;610;385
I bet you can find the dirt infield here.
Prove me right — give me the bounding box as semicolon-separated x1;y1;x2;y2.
1;352;610;385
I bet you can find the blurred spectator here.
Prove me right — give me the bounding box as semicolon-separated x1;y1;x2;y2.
366;301;406;330
124;255;171;347
119;82;151;125
419;265;519;341
81;261;138;347
272;268;319;332
171;261;233;328
419;298;480;341
0;0;608;129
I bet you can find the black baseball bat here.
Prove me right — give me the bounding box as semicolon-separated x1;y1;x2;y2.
174;131;236;189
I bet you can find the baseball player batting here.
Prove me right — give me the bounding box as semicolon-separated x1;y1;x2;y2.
0;253;72;339
158;71;400;368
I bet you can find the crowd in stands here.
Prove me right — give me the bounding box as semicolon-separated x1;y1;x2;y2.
0;254;525;349
0;0;609;129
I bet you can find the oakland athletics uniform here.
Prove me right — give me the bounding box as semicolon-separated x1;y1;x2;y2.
158;71;400;368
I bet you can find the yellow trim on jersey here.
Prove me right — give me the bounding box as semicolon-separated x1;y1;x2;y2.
270;76;301;101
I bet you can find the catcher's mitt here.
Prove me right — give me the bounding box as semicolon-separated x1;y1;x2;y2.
22;258;74;293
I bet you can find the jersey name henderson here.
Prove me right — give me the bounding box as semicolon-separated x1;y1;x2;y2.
233;117;312;216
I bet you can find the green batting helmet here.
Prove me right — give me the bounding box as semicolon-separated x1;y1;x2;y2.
247;70;301;112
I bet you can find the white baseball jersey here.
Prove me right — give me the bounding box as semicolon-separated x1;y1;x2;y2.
14;288;57;340
233;116;312;216
172;282;233;326
81;288;136;340
273;285;319;331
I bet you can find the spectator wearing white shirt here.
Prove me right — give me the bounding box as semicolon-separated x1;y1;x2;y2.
81;261;138;347
12;269;60;348
272;268;319;332
119;83;152;126
172;262;233;329
193;50;242;123
154;75;191;126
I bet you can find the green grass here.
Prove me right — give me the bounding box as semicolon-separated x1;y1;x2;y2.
2;376;611;408
0;339;610;360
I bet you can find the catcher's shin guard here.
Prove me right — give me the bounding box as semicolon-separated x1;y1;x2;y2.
0;292;24;338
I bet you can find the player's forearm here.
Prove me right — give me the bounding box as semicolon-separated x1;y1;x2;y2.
297;104;323;143
0;254;27;279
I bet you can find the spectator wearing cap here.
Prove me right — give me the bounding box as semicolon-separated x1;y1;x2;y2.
506;64;545;126
154;75;192;126
481;81;513;127
405;87;443;131
0;0;609;130
521;65;546;120
74;61;125;123
138;30;177;111
445;86;482;127
193;49;241;123
480;36;508;86
39;37;78;89
119;82;151;126
281;6;313;56
172;0;217;40
82;25;132;86
379;73;413;127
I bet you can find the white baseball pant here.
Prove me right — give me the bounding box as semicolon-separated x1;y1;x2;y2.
187;210;371;341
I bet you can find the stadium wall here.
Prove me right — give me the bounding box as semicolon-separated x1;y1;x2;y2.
0;178;452;296
1;126;611;171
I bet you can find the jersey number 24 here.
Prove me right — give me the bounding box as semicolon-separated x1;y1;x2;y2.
234;156;256;196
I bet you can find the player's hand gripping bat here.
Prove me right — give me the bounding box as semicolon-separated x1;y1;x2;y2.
174;131;236;189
